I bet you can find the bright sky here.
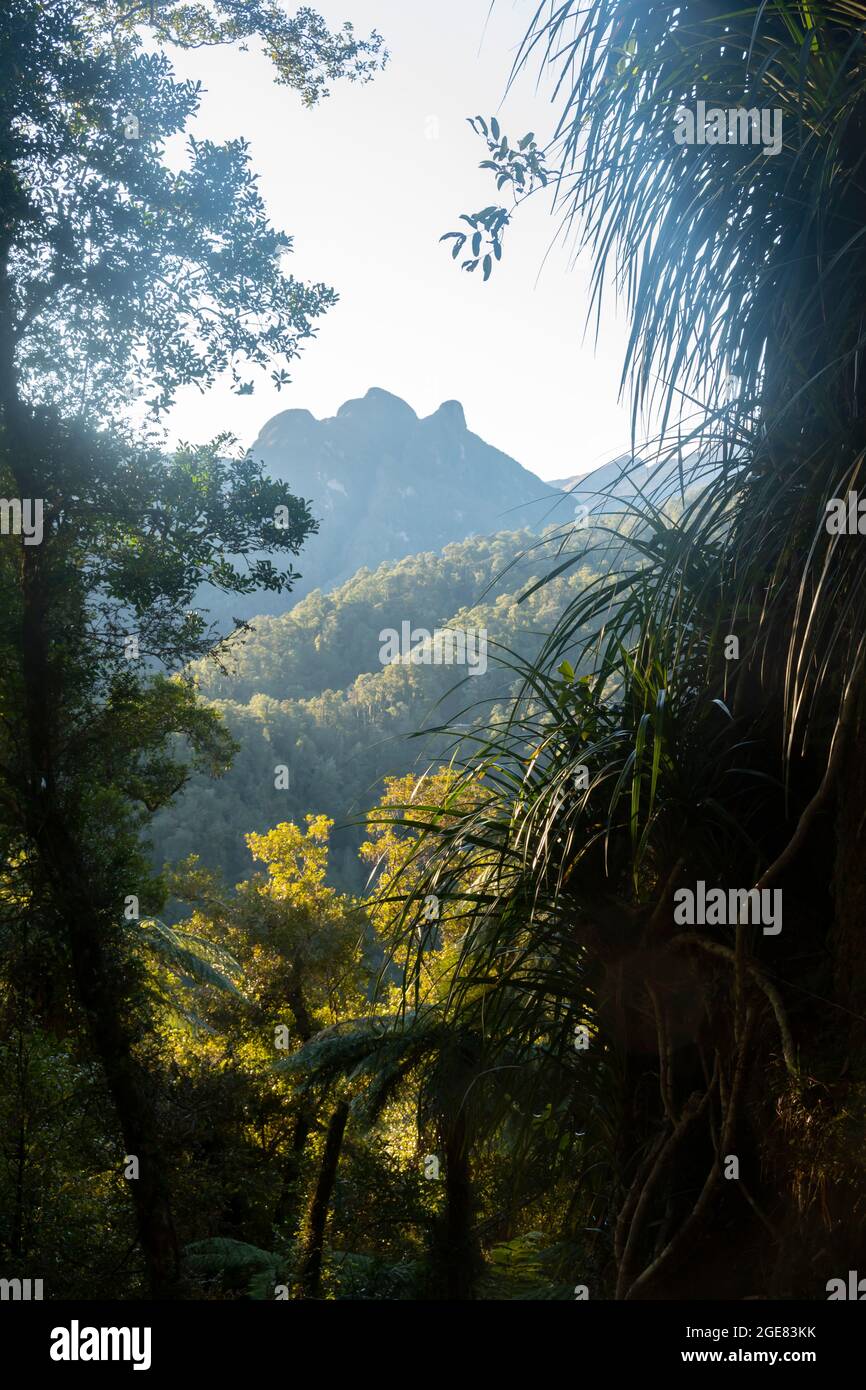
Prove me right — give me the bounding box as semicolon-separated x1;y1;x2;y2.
162;0;634;482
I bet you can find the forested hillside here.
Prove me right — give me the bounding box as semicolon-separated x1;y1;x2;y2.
153;524;604;892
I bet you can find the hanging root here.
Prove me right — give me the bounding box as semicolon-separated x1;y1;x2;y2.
647;980;675;1121
671;933;798;1079
614;1122;671;1269
623;1013;754;1301
615;1059;719;1299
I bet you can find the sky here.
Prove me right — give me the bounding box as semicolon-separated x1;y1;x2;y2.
162;0;634;482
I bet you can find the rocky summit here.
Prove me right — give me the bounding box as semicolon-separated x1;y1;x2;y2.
200;388;563;626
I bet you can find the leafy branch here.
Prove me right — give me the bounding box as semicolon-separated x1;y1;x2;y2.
440;116;553;280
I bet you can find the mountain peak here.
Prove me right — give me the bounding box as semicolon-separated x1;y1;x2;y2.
428;399;466;432
257;407;316;449
235;389;561;626
336;387;417;423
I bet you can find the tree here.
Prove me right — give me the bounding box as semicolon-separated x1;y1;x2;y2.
0;0;384;1295
431;1;866;1296
285;773;495;1299
167;816;368;1247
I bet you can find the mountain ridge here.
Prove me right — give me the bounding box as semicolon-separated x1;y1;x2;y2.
198;388;564;628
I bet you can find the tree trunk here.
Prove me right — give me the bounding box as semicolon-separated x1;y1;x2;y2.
39;810;181;1297
272;978;316;1231
441;1110;480;1300
298;1099;349;1298
273;1109;313;1231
